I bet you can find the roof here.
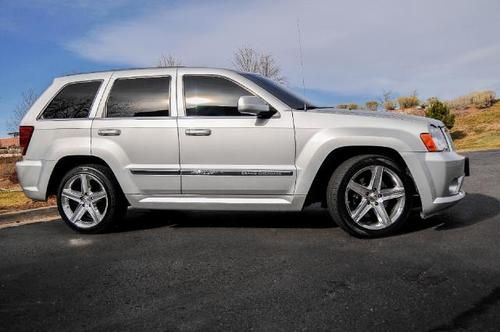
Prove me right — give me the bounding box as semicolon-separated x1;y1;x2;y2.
60;66;240;78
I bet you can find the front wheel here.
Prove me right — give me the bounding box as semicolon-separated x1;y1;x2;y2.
57;164;126;233
326;155;413;238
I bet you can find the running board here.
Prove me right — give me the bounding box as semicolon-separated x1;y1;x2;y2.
141;197;291;205
127;195;305;212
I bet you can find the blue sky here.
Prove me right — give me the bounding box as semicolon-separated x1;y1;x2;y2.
1;0;500;136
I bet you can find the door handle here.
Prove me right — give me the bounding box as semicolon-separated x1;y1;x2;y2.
185;128;212;136
98;128;121;136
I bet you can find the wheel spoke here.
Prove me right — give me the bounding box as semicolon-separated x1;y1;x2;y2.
61;172;109;228
80;174;90;194
380;187;405;201
374;203;391;225
92;191;107;202
369;166;384;190
345;164;406;230
62;189;83;203
348;180;369;197
70;204;86;223
86;204;102;223
351;198;372;222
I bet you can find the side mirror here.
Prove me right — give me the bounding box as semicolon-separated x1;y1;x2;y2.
237;96;276;119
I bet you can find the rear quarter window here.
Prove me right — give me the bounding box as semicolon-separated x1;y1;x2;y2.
40;81;102;119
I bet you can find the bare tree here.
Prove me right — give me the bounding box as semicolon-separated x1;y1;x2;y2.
7;89;38;133
233;48;286;83
233;48;260;73
157;54;182;67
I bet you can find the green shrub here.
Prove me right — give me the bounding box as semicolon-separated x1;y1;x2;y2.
365;101;378;111
348;103;359;110
425;97;455;129
397;92;420;109
337;104;348;109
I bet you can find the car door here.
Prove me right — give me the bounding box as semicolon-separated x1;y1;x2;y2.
177;68;296;195
91;68;180;195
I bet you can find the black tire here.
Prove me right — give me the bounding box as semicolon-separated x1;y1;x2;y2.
326;154;413;238
57;164;127;234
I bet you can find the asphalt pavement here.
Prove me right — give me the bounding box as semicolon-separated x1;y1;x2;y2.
1;150;499;331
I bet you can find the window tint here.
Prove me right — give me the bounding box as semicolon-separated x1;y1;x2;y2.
106;77;170;117
41;81;102;119
184;76;255;116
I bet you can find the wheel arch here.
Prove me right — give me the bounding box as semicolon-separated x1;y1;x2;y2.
46;155;125;200
303;146;419;208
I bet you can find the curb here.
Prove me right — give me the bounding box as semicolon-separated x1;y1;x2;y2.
0;206;59;224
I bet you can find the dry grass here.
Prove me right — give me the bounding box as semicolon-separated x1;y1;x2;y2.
0;156;20;182
446;91;496;110
0;191;31;211
451;100;500;151
392;100;500;151
0;155;55;213
0;191;56;213
397;94;420;109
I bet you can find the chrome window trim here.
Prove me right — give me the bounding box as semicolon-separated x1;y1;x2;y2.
93;117;178;121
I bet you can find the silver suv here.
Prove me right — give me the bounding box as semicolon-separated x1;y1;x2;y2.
17;67;469;237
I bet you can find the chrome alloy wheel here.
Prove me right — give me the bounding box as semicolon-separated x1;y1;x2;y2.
61;173;108;229
344;165;406;230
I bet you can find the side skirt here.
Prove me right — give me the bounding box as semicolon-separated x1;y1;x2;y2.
125;194;306;212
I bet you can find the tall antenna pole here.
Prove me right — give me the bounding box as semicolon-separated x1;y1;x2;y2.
296;18;307;111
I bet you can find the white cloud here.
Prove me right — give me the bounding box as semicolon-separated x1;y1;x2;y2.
67;0;500;99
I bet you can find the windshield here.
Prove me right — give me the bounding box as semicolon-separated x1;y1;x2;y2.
240;73;317;110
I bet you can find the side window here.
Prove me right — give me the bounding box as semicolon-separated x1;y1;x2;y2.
40;81;102;119
184;76;255;116
106;77;170;117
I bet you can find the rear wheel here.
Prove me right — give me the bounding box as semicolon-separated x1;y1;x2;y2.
57;164;126;233
326;155;412;238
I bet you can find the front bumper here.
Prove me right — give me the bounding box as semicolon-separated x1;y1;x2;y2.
402;152;468;218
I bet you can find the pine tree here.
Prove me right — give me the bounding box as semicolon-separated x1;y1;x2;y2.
425;98;455;129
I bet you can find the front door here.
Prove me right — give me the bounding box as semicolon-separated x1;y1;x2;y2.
177;69;296;195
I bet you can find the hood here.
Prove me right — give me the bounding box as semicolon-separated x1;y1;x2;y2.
309;108;443;127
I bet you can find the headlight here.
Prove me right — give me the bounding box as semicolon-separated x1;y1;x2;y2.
420;125;449;152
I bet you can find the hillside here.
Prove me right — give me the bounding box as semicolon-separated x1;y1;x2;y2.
394;100;500;152
451;100;500;151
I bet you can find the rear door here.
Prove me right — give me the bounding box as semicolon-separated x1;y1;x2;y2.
177;68;296;195
91;69;180;195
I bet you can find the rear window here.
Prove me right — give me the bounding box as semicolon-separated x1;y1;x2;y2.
40;81;102;119
106;77;171;117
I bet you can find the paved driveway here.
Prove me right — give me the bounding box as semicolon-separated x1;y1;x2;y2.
1;150;499;331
